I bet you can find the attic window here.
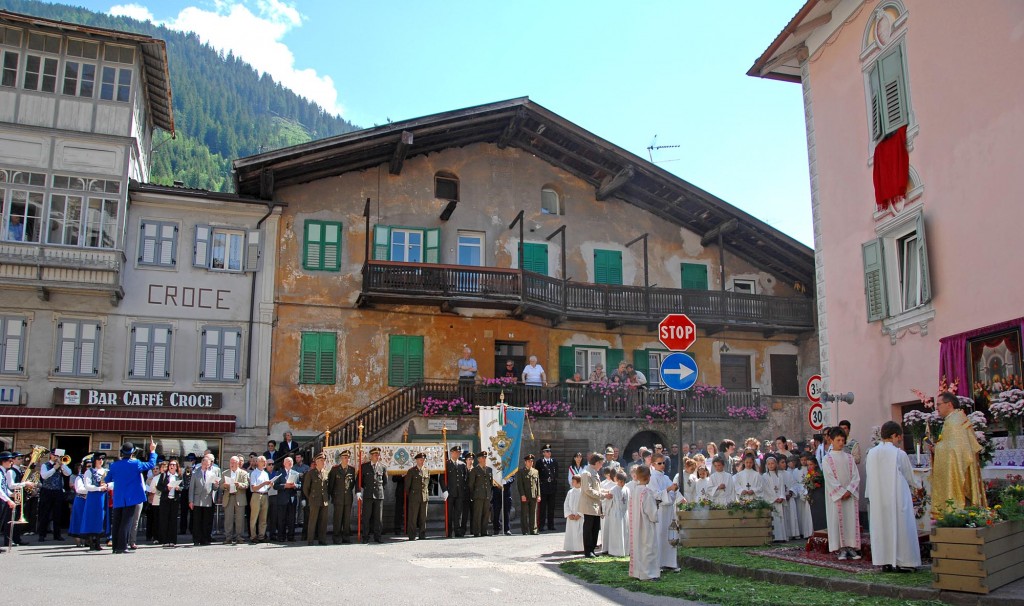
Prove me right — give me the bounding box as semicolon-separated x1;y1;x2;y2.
434;173;459;201
541;187;562;215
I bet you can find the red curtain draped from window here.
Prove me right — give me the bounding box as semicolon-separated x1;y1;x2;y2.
872;125;909;210
939;317;1024;396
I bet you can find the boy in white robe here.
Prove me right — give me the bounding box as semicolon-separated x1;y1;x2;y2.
563;476;584;553
678;458;698;504
628;465;660;580
733;454;764;502
783;455;803;539
650;454;679;571
599;467;616;554
605;471;630;557
823;427;861;560
762;456;788;542
865;421;922;572
707;457;736;506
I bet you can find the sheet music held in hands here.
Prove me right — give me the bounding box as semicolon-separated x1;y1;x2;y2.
285;470;299;485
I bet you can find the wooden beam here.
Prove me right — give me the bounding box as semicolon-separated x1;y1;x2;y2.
388;130;414;175
259;168;275;200
596;165;635;201
701;218;739;246
761;43;806;75
439;200;458;221
794;12;832;38
497;108;526;149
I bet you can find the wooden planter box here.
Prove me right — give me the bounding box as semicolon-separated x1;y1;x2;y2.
931;520;1024;594
676;509;772;547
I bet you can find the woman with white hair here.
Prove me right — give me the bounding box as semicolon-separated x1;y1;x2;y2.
521;355;547;386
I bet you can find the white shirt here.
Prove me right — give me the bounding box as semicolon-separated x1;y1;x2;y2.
40;462;71;479
250;468;270;494
522;364;545;386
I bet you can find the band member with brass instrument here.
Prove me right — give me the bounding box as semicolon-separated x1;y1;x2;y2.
0;451;33;552
404;452;431;540
358;447;387;544
302;452;330;545
6;451;31;546
37;448;72;542
327;450;355;543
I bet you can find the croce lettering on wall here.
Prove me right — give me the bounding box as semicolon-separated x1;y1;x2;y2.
148;284;230;310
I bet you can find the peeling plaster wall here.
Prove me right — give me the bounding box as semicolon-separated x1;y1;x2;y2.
268;143;817;432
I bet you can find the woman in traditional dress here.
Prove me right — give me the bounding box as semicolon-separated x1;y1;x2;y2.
81;453;109;551
562;476;583;553
68;460;89;547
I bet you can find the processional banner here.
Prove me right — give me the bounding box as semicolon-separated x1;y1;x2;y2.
322;443;446;475
478;405;526;484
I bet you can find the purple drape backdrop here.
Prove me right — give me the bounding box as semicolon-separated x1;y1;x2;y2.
939;317;1024;396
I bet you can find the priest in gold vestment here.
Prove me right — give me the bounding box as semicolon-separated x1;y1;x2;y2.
930;392;986;518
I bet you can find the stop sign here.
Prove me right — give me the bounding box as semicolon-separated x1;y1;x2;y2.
658;314;697;351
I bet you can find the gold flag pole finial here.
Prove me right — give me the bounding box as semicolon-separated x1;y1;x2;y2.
324;429;331;448
499;390;506;404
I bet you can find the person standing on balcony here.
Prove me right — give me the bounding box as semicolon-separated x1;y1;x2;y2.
3;215;24;241
522;356;547;387
458;347;478;404
588;364;606;383
501;359;518;381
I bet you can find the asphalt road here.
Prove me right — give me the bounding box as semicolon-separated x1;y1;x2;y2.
7;531;708;606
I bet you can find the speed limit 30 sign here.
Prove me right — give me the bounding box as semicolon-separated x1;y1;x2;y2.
808;402;825;431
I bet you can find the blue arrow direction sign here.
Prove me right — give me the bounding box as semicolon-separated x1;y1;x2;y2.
660;352;699;391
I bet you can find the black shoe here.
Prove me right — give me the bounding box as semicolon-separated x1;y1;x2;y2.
882;565;894;572
53;535;64;541
895;566;916;573
584;552;596;558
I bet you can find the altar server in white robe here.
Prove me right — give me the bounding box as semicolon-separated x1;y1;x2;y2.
733;454;764;502
784;455;804;539
796;454;815;538
563;476;584;553
650;454;679;570
865;421;922;571
708;457;736;506
676;458;698;504
628;465;660;580
762;455;788;542
823;427;861;559
605;471;630;556
599;467;616;553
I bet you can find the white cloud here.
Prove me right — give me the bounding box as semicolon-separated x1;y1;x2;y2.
109;3;155;22
109;1;343;116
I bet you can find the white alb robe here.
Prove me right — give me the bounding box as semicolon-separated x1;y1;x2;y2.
823;450;861;551
865;442;921;568
762;470;788;542
783;466;802;538
680;473;697;504
605;484;629;556
708;470;736;506
733;469;764;501
693;477;713;502
792;466;814;538
628;483;660;580
649;469;678;569
563;487;584;552
599;478;615;551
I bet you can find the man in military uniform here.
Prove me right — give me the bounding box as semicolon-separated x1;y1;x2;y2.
441;445;468;537
302;453;330;545
404;452;431;540
460;450;474;536
358;446;387;543
517;453;541;535
492;476;513;536
536;444;559;531
327;450;356;543
468;451;492;537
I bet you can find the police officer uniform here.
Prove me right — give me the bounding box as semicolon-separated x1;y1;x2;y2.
535;445;559;531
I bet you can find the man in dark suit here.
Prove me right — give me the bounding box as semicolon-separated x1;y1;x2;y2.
441;445;468;537
272;455;300;541
107;441;157;553
358;447;387;543
327;450;355;543
279;432;299;461
536;444;559;531
404;453;431;540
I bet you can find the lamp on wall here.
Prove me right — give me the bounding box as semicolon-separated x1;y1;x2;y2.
719;344;731;354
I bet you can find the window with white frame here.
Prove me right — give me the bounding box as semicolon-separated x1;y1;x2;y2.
372;225;440;263
862;3;912;146
0;316;26;375
457;231;484;266
48;175;121;248
0;46;17;88
54;319;100;377
731;279;756;294
194;225;248;272
199;326;241;382
390;228;423;263
574;347;606;380
23;32;60;93
100;44;133;103
862;208;931;323
128;323;172;380
138;220;177;267
646;350;673;387
1;168;46;243
541;187;562;215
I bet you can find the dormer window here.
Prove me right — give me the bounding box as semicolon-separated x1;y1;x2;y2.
434;172;459;202
541;186;562;215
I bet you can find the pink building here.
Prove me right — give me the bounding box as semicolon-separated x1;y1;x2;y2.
749;0;1024;444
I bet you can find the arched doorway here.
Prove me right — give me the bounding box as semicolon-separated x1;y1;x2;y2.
623;430;666;461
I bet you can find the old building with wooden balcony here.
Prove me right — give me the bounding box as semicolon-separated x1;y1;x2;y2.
233;98;818;441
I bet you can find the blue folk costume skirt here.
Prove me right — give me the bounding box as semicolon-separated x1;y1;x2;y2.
80;491;110;536
69;496;88;537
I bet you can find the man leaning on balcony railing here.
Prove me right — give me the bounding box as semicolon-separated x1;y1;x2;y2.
457;347;478;404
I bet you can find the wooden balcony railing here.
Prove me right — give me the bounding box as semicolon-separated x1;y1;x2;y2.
361;260;813;331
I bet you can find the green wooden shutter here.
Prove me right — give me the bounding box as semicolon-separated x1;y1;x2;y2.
594;249;622;285
607;348;624;372
299;333;319;383
424;228;440;263
388;335;407;386
878;46;908;134
372;225;391;261
681;263;708;290
868;64;883;142
523;243;548;275
406;336;424;383
558;346;574;382
916;212;931;304
322;222;341;271
862;238;888;322
632;349;650;377
318;332;336;384
303;221;320;270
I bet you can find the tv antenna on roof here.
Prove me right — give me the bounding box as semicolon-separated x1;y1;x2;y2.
647;135;681;163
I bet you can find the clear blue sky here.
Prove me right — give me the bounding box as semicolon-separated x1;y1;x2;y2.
72;0;812;244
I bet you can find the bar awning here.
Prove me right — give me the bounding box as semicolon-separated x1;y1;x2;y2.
0;407;236;434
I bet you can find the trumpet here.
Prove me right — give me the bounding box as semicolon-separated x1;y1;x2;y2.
60;454;72;466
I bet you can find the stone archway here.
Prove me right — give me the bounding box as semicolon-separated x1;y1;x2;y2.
623;430;666;461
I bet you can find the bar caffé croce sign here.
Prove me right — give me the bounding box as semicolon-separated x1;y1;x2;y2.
55;388;223;410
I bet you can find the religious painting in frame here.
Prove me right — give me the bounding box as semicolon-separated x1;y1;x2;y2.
968;328;1023;412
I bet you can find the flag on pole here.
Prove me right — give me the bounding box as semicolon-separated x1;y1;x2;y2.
479;404;526;484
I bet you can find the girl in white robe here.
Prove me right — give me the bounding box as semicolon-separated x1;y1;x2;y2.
678;458;698;504
628;466;660;580
823;430;861;559
563;477;584;553
733;454;764;502
707;458;736;506
599;467;616;553
605;471;629;556
693;465;713;502
762;456;788;542
796;455;815;537
783;456;803;539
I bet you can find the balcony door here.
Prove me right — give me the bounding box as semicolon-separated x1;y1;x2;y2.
494;341;527;380
390;229;423;263
456;231;484;293
720;354;751;392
